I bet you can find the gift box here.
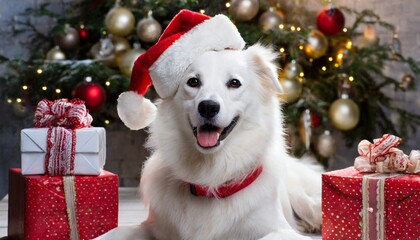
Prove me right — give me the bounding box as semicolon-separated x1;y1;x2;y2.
8;168;118;240
21;127;106;175
322;167;420;240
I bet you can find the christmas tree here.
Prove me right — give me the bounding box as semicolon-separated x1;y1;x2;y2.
1;0;419;167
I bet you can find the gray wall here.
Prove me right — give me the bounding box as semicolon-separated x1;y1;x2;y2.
1;0;420;199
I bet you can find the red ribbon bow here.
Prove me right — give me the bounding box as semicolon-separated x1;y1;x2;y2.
34;98;92;129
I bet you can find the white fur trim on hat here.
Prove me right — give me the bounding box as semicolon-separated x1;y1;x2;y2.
149;14;246;98
117;91;157;130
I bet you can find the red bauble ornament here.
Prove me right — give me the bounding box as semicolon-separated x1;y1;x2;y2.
311;112;321;129
78;26;89;42
316;7;345;36
72;82;106;112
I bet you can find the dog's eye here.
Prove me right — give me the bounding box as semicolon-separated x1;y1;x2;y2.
187;77;201;88
227;79;242;89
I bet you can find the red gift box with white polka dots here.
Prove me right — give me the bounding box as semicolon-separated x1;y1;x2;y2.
322;167;420;240
8;168;118;240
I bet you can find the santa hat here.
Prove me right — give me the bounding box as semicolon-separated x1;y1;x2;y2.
117;9;246;130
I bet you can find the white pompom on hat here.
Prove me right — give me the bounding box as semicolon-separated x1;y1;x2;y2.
117;9;246;130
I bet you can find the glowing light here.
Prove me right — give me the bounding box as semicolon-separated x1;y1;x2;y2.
337;53;344;60
7;99;12;104
279;48;285;53
55;89;61;94
328;57;333;62
16;98;22;103
200;9;205;14
279;24;284;30
299;45;304;50
322;66;327;71
299;72;304;77
290;26;296;31
346;41;352;49
343;28;348;32
225;2;231;8
334;63;340;68
85;76;92;82
42;86;48;91
105;81;111;86
104;120;110;125
22;85;28;90
349;76;354;81
309;58;314;63
36;68;43;74
296;27;301;31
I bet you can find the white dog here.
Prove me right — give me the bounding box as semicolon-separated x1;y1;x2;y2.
99;44;322;240
99;9;323;240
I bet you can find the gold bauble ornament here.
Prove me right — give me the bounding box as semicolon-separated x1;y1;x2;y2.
136;11;162;43
105;6;135;37
304;29;328;59
112;36;131;66
283;60;303;80
277;73;302;103
119;45;145;76
55;24;80;50
259;7;284;31
329;97;360;131
316;130;336;158
46;46;66;60
229;0;259;22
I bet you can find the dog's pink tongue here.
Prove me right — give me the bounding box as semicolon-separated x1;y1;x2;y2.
197;131;220;147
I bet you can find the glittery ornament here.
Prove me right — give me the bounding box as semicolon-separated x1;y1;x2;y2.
105;6;135;37
316;130;336;157
46;46;66;60
55;24;80;50
329;96;360;131
304;29;328;59
316;7;345;36
258;7;284;31
229;0;259;22
136;11;162;43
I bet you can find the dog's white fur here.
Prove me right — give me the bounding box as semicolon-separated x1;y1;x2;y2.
99;44;322;240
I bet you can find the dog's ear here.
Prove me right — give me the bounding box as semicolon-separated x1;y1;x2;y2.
245;44;283;94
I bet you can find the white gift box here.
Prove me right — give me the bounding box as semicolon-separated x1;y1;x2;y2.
21;127;106;175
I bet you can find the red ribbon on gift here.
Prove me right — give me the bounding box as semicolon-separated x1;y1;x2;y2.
34;99;92;176
354;134;420;174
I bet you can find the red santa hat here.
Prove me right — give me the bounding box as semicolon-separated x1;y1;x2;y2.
117;9;246;130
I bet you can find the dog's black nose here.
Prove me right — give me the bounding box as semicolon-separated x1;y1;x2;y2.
198;100;220;119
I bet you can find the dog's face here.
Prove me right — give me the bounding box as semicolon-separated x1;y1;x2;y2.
173;46;280;154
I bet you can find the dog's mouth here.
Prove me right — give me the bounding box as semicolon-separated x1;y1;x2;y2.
192;116;239;149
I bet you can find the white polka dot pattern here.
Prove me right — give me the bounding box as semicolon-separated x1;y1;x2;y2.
322;167;420;239
9;169;118;239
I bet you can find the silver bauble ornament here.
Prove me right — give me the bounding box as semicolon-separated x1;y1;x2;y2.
259;7;284;31
55;24;80;50
316;130;336;158
229;0;259;22
136;11;162;43
329;96;360;131
304;29;328;59
105;6;135;37
90;37;115;66
119;45;145;76
46;46;66;60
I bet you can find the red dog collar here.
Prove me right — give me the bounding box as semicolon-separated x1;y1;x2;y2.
189;166;263;198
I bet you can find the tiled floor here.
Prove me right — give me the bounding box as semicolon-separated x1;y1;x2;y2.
0;188;321;239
